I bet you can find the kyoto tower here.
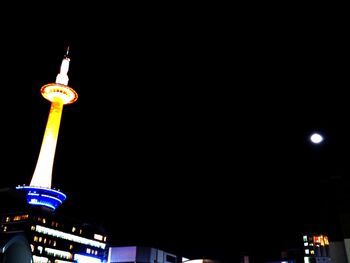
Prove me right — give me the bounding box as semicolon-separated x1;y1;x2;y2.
17;48;78;211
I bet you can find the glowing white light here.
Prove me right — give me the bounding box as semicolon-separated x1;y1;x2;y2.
56;57;70;85
32;255;49;263
310;133;323;144
94;234;103;241
74;254;103;263
45;247;72;259
35;225;106;249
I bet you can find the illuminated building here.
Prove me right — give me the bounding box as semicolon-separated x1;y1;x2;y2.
0;207;108;263
302;234;331;263
0;50;108;263
262;234;333;263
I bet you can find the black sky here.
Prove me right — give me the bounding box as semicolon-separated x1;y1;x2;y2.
1;4;349;262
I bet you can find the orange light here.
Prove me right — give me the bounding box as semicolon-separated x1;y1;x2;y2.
324;236;329;245
320;235;325;246
30;83;77;188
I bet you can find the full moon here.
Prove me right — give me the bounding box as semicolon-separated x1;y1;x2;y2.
310;133;324;144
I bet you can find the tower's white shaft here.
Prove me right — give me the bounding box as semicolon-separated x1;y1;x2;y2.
30;98;64;188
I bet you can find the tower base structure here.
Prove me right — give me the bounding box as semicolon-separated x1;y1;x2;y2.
16;186;66;211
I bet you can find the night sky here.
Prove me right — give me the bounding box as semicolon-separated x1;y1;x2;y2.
1;4;349;262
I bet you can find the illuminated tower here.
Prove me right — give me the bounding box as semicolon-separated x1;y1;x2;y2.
17;48;78;211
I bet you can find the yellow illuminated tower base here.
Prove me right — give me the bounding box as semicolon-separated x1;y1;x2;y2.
17;50;78;211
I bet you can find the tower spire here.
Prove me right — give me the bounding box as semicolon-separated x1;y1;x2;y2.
17;49;78;211
56;46;71;85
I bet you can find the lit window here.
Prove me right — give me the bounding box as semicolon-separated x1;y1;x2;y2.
320;236;325;246
35;225;106;249
303;235;308;242
72;227;76;232
94;234;103;241
324;236;329;245
13;214;29;221
304;242;308;246
38;246;43;254
305;249;309;254
45;247;72;260
32;255;49;263
74;254;103;263
314;236;320;243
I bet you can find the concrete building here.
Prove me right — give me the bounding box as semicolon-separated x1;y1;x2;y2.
107;246;178;263
107;246;226;263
